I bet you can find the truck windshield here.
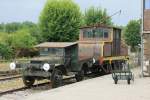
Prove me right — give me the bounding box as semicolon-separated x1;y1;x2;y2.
40;48;64;57
30;48;64;64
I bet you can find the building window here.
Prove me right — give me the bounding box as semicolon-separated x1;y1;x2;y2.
145;0;150;9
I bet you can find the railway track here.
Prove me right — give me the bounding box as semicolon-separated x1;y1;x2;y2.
0;70;20;77
0;76;75;96
0;72;105;96
0;75;22;82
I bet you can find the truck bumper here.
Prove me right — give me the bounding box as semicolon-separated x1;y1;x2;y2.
23;70;51;78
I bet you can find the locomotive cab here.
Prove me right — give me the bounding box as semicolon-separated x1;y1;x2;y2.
78;24;128;73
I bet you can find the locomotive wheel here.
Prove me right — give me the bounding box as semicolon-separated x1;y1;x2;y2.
51;69;63;88
75;70;84;82
22;76;35;87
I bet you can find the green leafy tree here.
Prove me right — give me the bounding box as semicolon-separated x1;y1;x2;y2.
5;22;22;33
83;7;113;26
0;32;13;59
21;21;43;43
39;0;82;42
124;20;141;51
0;23;5;32
10;29;37;57
0;43;13;59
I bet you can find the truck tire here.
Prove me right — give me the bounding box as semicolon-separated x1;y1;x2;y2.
75;70;84;82
22;76;35;87
51;69;63;88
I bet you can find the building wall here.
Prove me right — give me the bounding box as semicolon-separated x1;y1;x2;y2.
143;33;150;74
143;0;150;75
144;10;150;31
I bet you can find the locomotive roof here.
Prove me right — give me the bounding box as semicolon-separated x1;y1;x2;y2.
80;24;121;30
35;42;77;48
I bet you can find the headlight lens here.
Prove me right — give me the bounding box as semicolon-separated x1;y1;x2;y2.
93;58;96;64
43;63;50;71
9;62;16;70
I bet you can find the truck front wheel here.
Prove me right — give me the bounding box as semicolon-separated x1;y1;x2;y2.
22;76;35;87
51;69;63;88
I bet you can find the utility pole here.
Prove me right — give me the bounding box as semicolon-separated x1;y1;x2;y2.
141;0;144;77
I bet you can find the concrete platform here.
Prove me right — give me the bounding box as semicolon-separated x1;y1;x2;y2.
25;68;150;100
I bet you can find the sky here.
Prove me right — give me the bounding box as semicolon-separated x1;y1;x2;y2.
0;0;141;26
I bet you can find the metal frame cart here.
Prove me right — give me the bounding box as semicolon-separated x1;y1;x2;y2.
111;61;134;84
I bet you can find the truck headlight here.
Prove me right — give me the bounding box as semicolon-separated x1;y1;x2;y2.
43;63;50;71
9;62;16;70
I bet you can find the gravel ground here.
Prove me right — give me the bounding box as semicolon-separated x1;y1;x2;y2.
1;67;150;100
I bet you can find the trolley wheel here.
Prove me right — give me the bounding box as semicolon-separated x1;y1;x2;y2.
114;76;118;84
22;76;35;87
127;78;131;84
75;70;84;82
51;69;63;88
114;79;118;84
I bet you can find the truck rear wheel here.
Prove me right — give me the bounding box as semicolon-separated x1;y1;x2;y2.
22;76;35;87
75;70;84;82
51;69;63;88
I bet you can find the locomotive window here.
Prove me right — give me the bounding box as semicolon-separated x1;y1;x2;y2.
104;31;109;38
83;29;93;38
95;28;103;38
145;0;150;9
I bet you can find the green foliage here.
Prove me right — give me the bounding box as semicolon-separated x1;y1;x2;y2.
83;7;113;26
0;43;13;59
10;29;37;57
5;22;22;33
0;29;37;59
0;23;5;32
124;20;141;51
11;30;36;49
39;0;82;42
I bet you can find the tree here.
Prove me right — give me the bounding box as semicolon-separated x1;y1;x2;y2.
5;22;22;33
124;20;141;51
10;29;37;57
0;23;5;32
39;0;82;42
0;43;12;59
83;7;113;26
0;32;13;59
21;21;43;43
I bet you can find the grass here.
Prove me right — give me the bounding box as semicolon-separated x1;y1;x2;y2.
0;78;24;91
0;78;50;92
0;62;10;71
